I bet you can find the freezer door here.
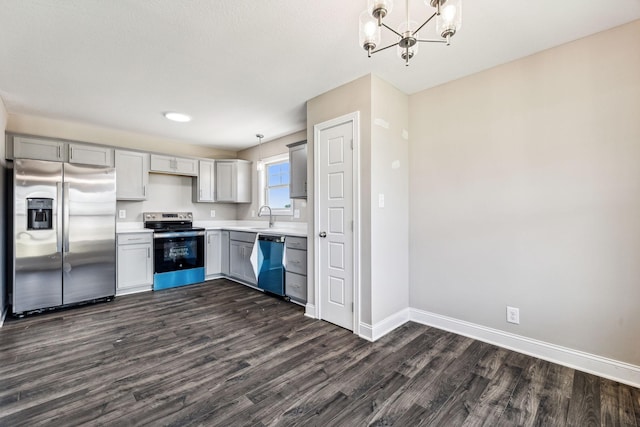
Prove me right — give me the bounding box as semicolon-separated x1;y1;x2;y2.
13;159;63;313
62;163;116;304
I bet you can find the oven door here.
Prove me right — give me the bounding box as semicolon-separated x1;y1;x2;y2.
153;230;205;274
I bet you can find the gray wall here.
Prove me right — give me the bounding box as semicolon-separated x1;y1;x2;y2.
370;76;410;324
0;98;7;317
408;20;640;365
307;75;373;321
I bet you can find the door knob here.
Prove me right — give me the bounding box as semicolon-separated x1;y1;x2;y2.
319;231;327;238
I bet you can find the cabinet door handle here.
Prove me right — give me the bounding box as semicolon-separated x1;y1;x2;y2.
208;234;211;244
143;185;146;196
58;145;62;159
319;231;327;238
147;247;150;258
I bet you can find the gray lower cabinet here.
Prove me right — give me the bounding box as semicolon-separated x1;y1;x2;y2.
228;231;257;285
285;271;306;302
205;230;222;277
116;232;153;295
218;230;306;305
221;231;230;275
285;236;307;303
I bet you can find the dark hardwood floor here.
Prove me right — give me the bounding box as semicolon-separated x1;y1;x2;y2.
0;279;638;426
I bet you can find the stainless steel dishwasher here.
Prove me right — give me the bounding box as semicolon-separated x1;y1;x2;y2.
257;234;285;296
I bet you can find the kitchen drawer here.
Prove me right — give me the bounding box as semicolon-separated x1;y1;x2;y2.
285;236;307;250
286;248;306;275
286;271;307;302
117;233;153;245
229;231;256;243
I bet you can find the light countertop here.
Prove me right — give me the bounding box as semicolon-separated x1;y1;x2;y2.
117;220;307;238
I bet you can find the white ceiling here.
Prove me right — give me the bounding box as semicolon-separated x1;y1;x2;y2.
1;1;639;151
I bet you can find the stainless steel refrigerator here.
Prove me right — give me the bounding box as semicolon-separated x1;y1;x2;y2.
11;159;116;314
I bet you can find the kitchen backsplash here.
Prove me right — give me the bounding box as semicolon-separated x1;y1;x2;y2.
116;173;237;222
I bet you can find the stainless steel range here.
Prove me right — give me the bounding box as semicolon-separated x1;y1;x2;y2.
144;212;205;290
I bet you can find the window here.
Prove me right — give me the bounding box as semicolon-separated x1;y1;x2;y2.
259;153;292;215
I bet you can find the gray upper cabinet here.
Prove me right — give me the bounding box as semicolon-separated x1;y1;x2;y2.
13;136;65;162
287;141;307;199
12;136;113;166
115;150;149;200
193;160;215;202
68;143;113;167
150;154;198;176
215;159;251;203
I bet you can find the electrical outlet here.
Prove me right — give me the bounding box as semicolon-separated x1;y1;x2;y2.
210;210;216;218
378;193;385;208
251;210;256;217
294;209;300;218
118;209;126;219
506;306;520;324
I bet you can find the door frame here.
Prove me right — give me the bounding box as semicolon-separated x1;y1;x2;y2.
313;111;361;335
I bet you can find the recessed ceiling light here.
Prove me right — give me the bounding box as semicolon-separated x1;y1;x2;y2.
163;111;192;123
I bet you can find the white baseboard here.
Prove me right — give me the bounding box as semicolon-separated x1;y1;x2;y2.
359;322;374;341
409;308;640;389
359;308;411;342
304;303;316;319
115;285;152;297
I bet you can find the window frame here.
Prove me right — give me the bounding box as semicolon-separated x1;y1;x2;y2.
258;153;293;216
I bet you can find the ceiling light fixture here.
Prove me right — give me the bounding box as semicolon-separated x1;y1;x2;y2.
256;133;264;172
163;111;192;123
359;0;462;66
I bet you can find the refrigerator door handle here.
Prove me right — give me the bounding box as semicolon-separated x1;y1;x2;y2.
63;182;71;253
56;182;63;253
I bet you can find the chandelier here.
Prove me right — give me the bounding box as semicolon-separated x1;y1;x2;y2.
359;0;462;66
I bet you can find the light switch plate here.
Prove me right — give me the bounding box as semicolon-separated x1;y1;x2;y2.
118;209;126;219
210;210;216;218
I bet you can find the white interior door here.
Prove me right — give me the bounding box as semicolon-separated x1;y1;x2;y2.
317;118;355;331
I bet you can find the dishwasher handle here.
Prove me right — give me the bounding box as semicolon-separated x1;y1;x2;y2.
258;235;285;243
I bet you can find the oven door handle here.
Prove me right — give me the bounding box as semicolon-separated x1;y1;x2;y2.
153;230;205;239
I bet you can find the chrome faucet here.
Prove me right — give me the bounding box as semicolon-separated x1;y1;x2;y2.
258;205;274;228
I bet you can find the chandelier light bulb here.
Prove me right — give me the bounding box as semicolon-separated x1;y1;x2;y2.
437;0;462;38
368;0;394;22
442;4;457;21
359;10;381;54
